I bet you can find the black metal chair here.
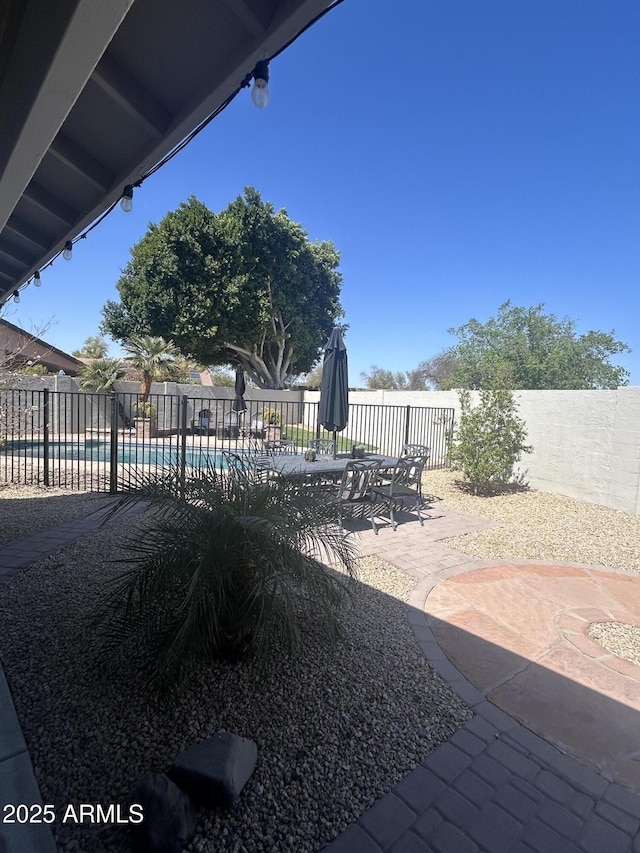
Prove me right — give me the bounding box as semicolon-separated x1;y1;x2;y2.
402;443;431;459
372;455;430;531
264;438;296;454
331;459;382;531
308;438;337;457
222;449;280;486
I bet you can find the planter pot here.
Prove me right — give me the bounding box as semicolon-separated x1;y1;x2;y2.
134;418;157;440
265;426;282;442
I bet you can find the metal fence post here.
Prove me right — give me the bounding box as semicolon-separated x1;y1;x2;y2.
180;395;188;496
43;388;50;486
109;392;118;494
403;404;411;448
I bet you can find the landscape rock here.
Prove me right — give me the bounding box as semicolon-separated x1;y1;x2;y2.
128;772;197;853
169;732;258;808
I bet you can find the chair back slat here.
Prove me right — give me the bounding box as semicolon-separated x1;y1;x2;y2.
308;438;337;456
265;439;296;455
338;459;381;501
402;443;431;459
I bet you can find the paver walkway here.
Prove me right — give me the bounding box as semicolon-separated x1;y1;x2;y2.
2;498;640;852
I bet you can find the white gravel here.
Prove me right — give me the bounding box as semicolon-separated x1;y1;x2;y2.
427;469;640;575
589;622;640;665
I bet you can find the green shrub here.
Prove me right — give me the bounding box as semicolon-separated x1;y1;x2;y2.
448;387;532;495
14;363;49;376
91;466;357;693
262;407;283;426
133;401;157;419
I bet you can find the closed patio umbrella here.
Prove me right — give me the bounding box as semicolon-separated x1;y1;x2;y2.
233;366;247;418
317;328;349;457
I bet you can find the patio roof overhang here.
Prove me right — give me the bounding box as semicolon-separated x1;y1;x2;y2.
0;0;339;306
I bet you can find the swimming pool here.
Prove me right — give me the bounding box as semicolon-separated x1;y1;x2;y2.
3;439;227;469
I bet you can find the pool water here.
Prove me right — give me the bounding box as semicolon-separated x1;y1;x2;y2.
4;439;226;469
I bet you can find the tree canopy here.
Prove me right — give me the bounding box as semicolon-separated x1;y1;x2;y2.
360;365;409;390
439;302;630;390
72;335;108;359
101;189;344;389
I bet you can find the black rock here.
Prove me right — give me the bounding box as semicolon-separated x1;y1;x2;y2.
128;772;197;853
168;731;258;808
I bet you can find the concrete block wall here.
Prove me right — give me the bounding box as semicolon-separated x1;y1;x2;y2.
346;388;640;515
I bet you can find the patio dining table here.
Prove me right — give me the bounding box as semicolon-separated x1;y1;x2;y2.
268;453;399;479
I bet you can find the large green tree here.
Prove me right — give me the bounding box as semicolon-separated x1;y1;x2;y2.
439;301;630;390
101;189;344;389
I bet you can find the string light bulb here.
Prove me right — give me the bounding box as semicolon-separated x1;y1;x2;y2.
33;271;41;286
251;60;270;108
63;241;73;261
120;185;134;213
12;290;20;303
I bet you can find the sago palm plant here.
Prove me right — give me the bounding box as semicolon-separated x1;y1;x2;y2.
92;465;358;692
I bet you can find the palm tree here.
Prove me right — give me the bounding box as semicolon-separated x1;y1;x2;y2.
77;357;126;392
122;335;180;401
77;357;130;427
91;466;357;693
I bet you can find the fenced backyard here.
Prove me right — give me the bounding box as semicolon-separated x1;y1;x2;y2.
0;388;454;493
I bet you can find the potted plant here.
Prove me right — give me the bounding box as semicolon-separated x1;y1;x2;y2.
133;401;158;439
262;407;283;442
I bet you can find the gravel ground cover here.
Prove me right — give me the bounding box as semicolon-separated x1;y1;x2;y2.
0;485;112;545
427;469;640;574
0;505;469;853
589;622;640;665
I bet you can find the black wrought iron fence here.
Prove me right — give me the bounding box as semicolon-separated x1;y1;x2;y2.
0;389;454;493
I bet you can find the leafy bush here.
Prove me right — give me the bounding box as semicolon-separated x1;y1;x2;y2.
91;466;357;693
262;407;283;426
133;401;157;419
448;387;532;495
14;363;49;376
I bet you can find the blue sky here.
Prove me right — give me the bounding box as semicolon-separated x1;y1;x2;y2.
7;0;640;385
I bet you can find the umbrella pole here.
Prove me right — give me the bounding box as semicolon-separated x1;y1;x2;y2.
333;429;337;458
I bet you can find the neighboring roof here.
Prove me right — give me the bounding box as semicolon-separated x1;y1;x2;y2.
0;318;84;375
0;0;340;305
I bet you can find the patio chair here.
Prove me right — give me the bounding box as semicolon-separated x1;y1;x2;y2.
402;443;431;460
308;438;336;457
330;459;382;532
264;438;296;454
372;454;430;532
221;450;280;487
216;410;240;439
191;409;212;434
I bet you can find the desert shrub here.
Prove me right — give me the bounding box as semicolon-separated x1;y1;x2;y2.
91;466;357;692
448;387;532;495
